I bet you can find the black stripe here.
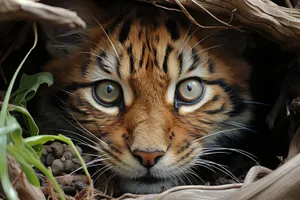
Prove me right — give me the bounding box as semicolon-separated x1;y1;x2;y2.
212;95;220;101
139;43;146;68
188;48;200;72
153;49;159;67
106;14;125;34
165;19;179;40
78;119;96;124
97;52;112;74
116;56;121;78
205;79;246;116
119;18;133;43
68;104;89;115
203;104;225;115
62;82;92;93
127;45;135;74
77;97;84;106
145;56;150;69
178;52;183;75
208;58;215;73
163;44;174;73
198;119;214;125
53;82;91;107
138;29;143;40
81;63;88;75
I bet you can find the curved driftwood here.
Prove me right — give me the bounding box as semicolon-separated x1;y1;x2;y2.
141;0;300;52
0;0;86;29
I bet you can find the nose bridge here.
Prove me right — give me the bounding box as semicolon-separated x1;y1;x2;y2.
126;99;169;152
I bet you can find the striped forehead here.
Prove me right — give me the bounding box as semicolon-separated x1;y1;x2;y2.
84;16;215;82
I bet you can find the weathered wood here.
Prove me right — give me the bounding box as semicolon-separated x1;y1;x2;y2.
0;0;86;29
141;0;300;52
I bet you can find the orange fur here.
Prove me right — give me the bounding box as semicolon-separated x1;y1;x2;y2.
40;1;253;194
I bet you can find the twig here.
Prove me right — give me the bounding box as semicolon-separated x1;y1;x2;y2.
242;166;272;187
285;0;293;8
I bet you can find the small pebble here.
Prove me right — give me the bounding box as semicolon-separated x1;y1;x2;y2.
82;155;92;163
73;163;81;171
46;146;52;153
40;156;45;165
51;142;64;158
42;145;48;156
64;145;83;157
64;159;75;173
72;158;81;165
62;151;73;160
46;153;55;166
51;159;64;175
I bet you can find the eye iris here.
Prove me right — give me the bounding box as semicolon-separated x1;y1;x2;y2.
178;79;203;103
94;80;121;105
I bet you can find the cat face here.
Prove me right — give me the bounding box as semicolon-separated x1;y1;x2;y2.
39;1;252;194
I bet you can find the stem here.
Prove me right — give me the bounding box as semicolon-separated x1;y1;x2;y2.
0;23;38;125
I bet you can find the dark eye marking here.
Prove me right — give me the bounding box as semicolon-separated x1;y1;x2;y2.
204;80;246;116
77;119;96;124
212;95;220;101
203;104;225;115
198;119;214;125
163;44;174;73
97;51;112;74
77;97;84;106
187;48;200;72
119;18;133;43
69;104;89;115
165;19;179;41
208;58;215;73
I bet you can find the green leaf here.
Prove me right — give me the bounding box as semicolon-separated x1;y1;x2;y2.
0;23;38;200
9;105;39;136
8;143;65;200
0;136;18;200
12;72;53;107
6;115;22;146
7;145;40;187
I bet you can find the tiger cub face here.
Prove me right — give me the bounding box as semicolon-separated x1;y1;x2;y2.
40;1;252;194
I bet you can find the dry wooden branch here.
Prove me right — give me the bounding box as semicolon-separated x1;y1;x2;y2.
140;0;300;52
5;154;45;200
0;0;86;29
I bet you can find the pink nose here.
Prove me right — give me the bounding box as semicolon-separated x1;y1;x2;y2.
133;150;165;168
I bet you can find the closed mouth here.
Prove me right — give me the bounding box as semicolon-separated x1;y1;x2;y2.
134;174;167;184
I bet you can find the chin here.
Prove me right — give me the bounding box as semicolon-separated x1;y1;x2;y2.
119;178;180;194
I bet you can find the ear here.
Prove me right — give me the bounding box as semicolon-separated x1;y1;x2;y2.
40;0;109;58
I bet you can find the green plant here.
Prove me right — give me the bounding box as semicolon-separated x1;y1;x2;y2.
0;23;91;200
